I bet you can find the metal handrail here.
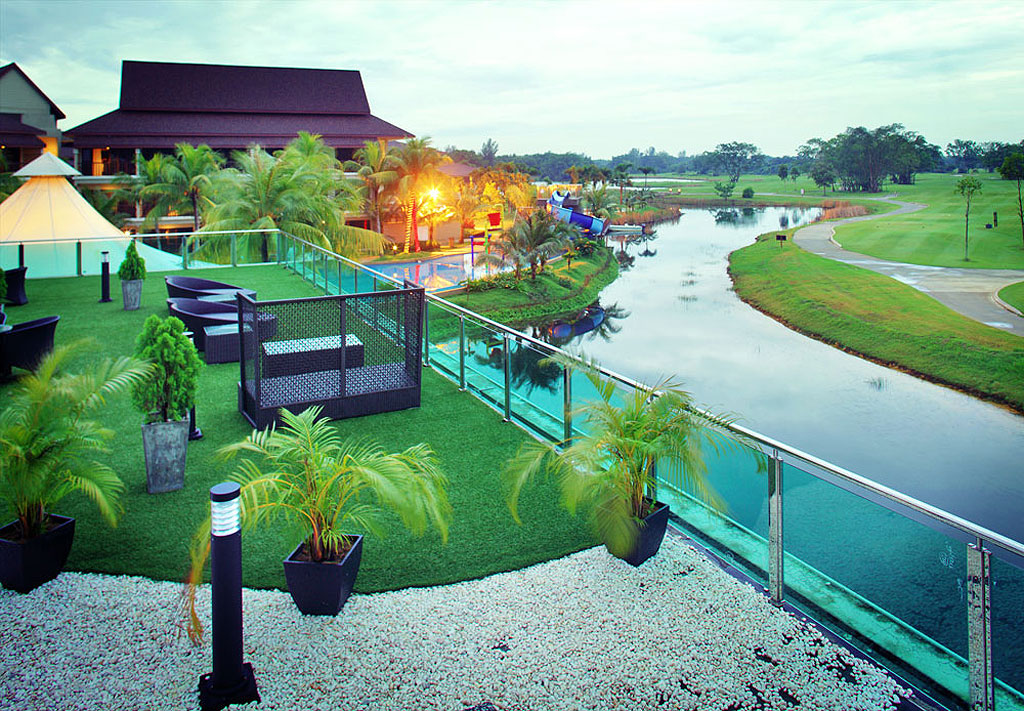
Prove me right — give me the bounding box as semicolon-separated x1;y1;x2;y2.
275;230;1024;559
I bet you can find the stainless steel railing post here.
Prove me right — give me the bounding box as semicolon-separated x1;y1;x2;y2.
502;334;512;422
563;365;572;443
967;540;994;711
458;315;466;391
423;302;430;366
768;449;784;606
231;234;237;267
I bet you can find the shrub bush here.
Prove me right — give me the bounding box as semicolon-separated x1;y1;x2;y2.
573;238;600;256
465;272;523;292
742;187;755;199
132;315;203;423
117;239;147;281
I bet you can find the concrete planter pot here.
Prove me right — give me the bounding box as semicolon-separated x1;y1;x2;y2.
0;514;75;593
121;279;143;311
283;535;363;615
141;418;189;493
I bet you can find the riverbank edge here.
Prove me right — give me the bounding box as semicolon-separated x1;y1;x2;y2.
447;246;620;329
727;234;1024;416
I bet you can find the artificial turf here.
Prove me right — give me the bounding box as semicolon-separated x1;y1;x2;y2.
1;265;596;592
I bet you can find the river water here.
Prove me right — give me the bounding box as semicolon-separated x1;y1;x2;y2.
561;207;1023;543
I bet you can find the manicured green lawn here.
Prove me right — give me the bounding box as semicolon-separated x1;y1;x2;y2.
447;247;618;327
729;239;1024;413
1;265;595;592
999;281;1024;313
833;172;1024;269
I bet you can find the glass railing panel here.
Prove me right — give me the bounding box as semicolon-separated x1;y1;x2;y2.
425;300;460;379
460;320;507;411
508;339;562;442
189;234;232;266
782;460;969;704
233;232;278;266
659;437;771;588
992;554;1024;705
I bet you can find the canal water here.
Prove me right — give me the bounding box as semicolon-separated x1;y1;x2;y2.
518;206;1024;693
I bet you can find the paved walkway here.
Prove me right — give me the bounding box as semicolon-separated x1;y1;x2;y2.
793;197;1024;335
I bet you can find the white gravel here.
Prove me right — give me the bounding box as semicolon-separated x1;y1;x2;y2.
0;535;912;710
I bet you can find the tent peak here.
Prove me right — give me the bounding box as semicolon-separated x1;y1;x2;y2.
13;151;81;177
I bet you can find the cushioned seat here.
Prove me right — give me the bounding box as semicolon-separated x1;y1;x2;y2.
167;298;276;352
0;315;59;379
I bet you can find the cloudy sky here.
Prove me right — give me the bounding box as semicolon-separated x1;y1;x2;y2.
2;0;1022;158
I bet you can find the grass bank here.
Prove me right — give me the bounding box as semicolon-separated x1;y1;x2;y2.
1;265;596;593
446;246;618;327
999;281;1024;313
728;237;1024;413
831;172;1024;269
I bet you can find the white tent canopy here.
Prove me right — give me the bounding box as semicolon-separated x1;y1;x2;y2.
1;153;181;277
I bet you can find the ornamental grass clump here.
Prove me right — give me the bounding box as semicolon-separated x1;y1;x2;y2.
131;315;202;423
503;353;759;558
0;343;150;539
183;406;451;642
117;239;147;282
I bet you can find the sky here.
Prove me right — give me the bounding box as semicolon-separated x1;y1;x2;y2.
2;0;1022;159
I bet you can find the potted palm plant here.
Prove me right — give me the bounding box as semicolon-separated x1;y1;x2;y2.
117;239;146;311
504;354;755;566
184;406;450;640
0;344;149;592
132;315;203;493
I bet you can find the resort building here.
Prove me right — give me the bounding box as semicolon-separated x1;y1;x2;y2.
0;62;64;169
64;60;413;177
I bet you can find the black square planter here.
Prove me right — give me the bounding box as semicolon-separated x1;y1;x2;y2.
283;535;363;615
609;500;670;567
0;514;75;593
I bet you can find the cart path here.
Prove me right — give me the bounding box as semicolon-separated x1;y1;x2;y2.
792;196;1024;335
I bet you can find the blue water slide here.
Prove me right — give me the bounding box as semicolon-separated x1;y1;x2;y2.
546;191;608;235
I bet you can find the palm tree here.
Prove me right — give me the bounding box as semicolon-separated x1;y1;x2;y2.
185;406;450;641
345;140;400;234
0;343;150;539
394;137;448;253
446;178;485;243
204;137;381;262
638;166;655;190
611;162;632;204
581;184;618;221
503;354;754;558
138;143;224;232
503;210;575;279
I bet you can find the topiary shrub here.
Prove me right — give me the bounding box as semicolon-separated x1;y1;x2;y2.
117;239;147;281
742;187;755;199
132;315;203;423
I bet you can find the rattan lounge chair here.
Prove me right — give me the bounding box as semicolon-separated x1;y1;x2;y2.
165;275;256;301
167;298;276;352
3;267;28;306
0;315;59;379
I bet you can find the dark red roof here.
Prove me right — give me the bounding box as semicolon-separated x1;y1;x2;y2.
66;60;412;150
0;112;46;147
0;63;66;120
119;60;371;114
67;110;411;150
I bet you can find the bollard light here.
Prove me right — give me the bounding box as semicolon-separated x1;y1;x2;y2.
198;482;259;711
99;251;112;303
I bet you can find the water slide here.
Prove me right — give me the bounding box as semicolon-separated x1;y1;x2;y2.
546;191;609;236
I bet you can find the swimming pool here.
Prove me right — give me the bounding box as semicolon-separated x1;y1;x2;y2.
369;252;504;290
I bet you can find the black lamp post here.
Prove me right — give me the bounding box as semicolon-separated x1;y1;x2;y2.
198;482;259;711
99;251;112;303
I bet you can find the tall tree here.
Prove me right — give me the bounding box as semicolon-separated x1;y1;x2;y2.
946;139;981;173
394;137;447;253
955;176;982;261
205;136;379;262
480;138;499;167
138;143;224;232
581;184;618;220
777;164;789;181
711;142;762;181
610;162;632;204
999;152;1024;249
345;140;400;234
